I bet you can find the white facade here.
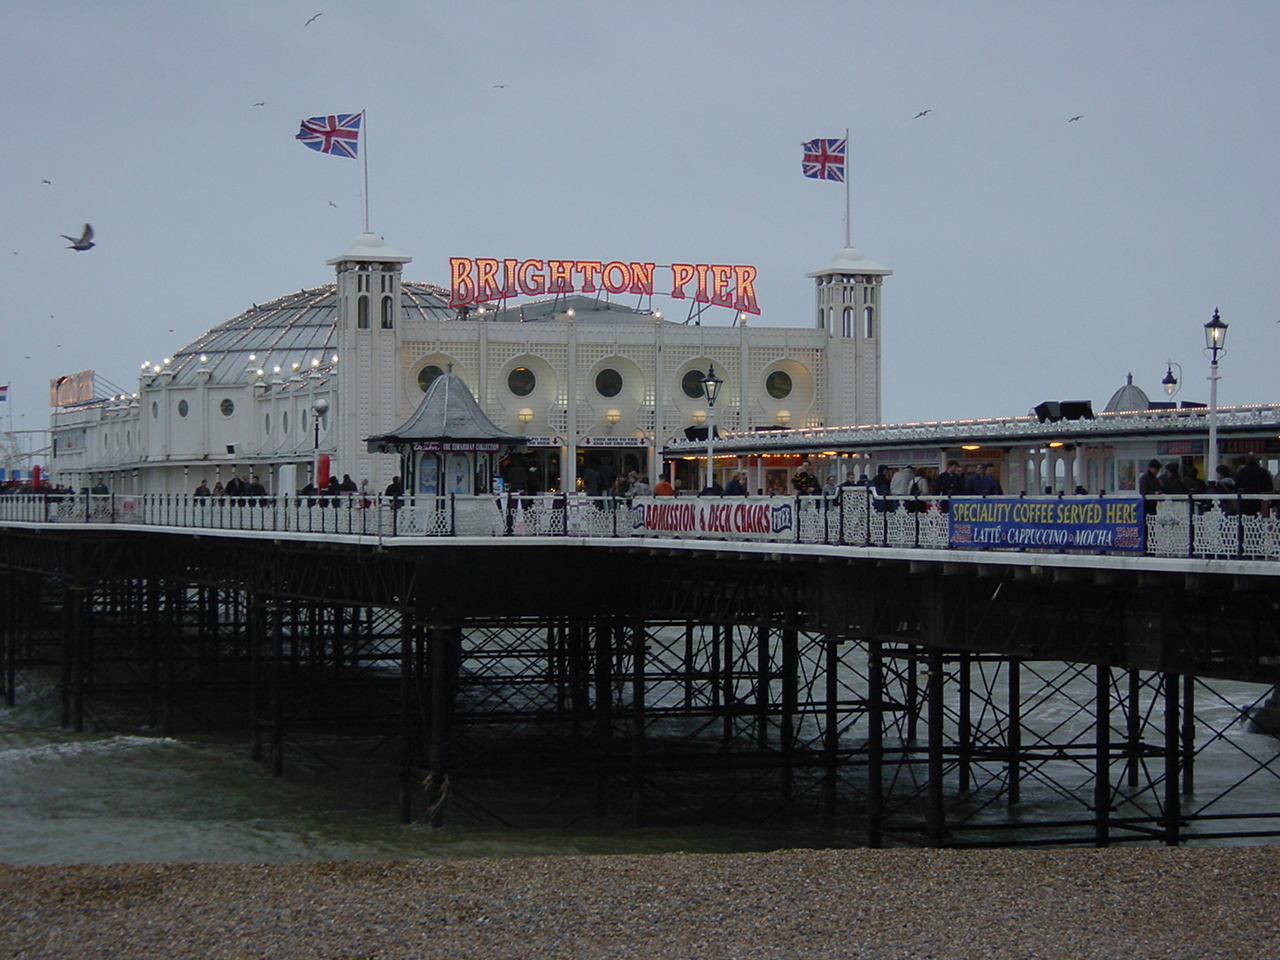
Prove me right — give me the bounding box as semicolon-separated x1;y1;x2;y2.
48;236;889;495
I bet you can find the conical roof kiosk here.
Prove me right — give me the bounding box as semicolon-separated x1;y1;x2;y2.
365;367;526;496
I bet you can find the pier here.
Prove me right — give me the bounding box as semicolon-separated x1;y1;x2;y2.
4;489;1280;847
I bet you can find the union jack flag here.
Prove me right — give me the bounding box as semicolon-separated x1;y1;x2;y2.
0;384;8;401
801;137;846;181
296;113;362;159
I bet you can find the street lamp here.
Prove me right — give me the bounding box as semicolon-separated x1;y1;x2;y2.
311;398;329;450
700;364;723;491
1161;360;1181;399
1203;308;1228;471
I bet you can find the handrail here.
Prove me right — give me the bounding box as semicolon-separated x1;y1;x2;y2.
1;489;1277;563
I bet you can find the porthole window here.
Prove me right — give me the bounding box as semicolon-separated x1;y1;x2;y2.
301;408;308;432
282;410;289;434
595;368;622;398
507;366;536;397
264;413;271;436
766;371;793;400
177;399;189;418
681;369;707;400
220;398;235;418
417;364;444;393
151;401;158;419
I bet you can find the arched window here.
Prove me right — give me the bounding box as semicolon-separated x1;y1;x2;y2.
357;295;370;329
842;307;853;338
864;306;875;339
380;296;393;329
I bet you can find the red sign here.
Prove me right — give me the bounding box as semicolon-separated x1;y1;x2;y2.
449;257;760;314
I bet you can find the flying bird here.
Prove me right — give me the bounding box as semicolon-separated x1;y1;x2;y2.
328;201;337;207
61;224;94;251
493;84;507;88
41;179;51;184
305;12;322;25
914;110;931;118
253;102;266;107
1069;115;1083;122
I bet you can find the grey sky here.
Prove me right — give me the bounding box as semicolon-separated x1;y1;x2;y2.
2;0;1276;439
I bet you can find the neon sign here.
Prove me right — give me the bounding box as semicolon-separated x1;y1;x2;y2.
449;257;760;314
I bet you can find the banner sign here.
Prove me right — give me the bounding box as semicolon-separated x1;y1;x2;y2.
580;436;650;447
630;497;794;540
449;257;760;314
406;441;504;453
949;497;1144;552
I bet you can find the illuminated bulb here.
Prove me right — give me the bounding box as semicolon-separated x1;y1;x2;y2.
311;358;320;367
141;361;150;369
199;355;208;363
654;311;662;319
249;354;256;361
152;364;162;373
273;365;282;374
566;308;575;317
292;362;301;371
331;354;338;362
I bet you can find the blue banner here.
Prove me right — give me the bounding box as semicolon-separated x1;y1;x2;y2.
948;497;1145;552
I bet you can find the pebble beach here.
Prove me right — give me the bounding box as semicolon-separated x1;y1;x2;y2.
2;847;1277;959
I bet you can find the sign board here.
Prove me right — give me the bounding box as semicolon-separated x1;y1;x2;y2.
630;497;794;541
50;370;95;407
405;441;504;453
449;257;760;315
948;497;1144;552
580;436;650;447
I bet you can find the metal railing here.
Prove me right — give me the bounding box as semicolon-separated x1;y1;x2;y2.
2;489;1278;561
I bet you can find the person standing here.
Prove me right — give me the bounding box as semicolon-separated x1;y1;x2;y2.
933;460;965;513
1138;458;1163;516
652;472;675;497
194;479;211;498
723;471;748;496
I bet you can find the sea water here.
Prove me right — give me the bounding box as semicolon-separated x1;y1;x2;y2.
4;664;1278;865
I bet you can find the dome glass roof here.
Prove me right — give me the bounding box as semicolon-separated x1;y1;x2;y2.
163;282;453;386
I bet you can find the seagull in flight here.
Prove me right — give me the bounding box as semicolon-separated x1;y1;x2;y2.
328;201;337;207
41;179;51;184
253;102;266;107
305;12;322;26
914;110;931;118
493;84;507;88
1068;115;1083;122
61;224;94;251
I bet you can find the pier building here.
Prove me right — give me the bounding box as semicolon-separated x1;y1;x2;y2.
46;236;889;499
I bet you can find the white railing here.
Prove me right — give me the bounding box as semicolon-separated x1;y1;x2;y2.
1;490;1278;561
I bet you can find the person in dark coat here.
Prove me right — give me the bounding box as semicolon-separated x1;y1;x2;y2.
1234;456;1274;516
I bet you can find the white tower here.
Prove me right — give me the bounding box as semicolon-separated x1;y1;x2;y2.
329;234;412;490
807;246;891;427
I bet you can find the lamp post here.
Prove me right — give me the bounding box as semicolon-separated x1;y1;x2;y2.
311;398;329;450
1203;309;1228;472
1161;360;1181;399
700;364;723;491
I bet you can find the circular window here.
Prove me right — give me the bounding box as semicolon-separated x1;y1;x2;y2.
282;410;289;434
417;364;445;393
177;399;189;418
264;413;271;436
507;366;536;397
766;370;793;400
151;401;158;419
220;398;235;418
681;369;707;400
301;408;308;432
595;368;623;398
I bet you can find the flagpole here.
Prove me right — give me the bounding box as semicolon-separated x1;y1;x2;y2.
361;110;370;233
844;127;851;248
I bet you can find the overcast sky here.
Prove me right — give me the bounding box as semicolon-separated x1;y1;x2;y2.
2;0;1276;443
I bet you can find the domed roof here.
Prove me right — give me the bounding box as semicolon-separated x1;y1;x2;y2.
806;246;892;278
162;282;453;386
1103;373;1151;413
